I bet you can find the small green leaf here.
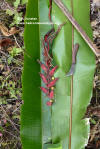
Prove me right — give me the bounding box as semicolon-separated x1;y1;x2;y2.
6;9;14;16
21;0;28;4
90;119;96;125
0;126;4;131
12;12;23;26
14;0;20;8
10;47;23;57
7;56;13;64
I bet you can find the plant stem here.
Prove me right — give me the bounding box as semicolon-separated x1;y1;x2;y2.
69;1;74;149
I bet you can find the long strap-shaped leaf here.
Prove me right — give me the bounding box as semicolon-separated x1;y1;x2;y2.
21;0;42;148
21;0;56;148
51;0;95;148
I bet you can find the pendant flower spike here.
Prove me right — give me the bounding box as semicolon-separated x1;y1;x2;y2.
38;1;65;106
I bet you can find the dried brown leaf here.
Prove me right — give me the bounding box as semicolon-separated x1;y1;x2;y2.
0;24;10;36
0;24;20;36
0;38;14;50
0;64;4;70
7;47;13;51
9;27;20;35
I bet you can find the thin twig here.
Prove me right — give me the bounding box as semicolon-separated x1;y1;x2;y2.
13;35;21;48
12;103;21;114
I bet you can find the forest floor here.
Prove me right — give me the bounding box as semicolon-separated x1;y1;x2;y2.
0;0;100;148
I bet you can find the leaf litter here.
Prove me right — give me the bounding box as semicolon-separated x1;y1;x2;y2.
0;0;25;148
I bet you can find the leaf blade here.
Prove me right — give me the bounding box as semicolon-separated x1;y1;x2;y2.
51;0;95;148
21;0;42;148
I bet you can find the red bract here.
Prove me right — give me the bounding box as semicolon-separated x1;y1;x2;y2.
44;28;55;52
43;39;49;54
44;39;49;52
43;47;49;57
37;60;47;73
45;59;51;67
40;87;49;94
48;90;54;99
37;14;64;106
46;101;53;106
49;66;58;76
47;78;59;88
48;0;52;21
44;28;54;43
40;73;48;84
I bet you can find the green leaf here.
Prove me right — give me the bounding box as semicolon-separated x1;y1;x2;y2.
14;0;20;8
21;0;42;148
90;119;96;125
12;12;23;25
21;0;28;4
10;47;23;56
6;8;23;26
51;0;95;148
21;0;54;148
49;146;62;149
6;9;14;16
39;1;53;146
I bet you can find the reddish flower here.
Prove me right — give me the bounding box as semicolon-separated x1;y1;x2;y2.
47;78;59;88
37;21;64;106
37;60;47;73
40;87;49;94
49;66;58;76
45;59;52;67
43;45;49;57
40;73;48;84
46;101;53;106
47;90;54;99
48;0;52;21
